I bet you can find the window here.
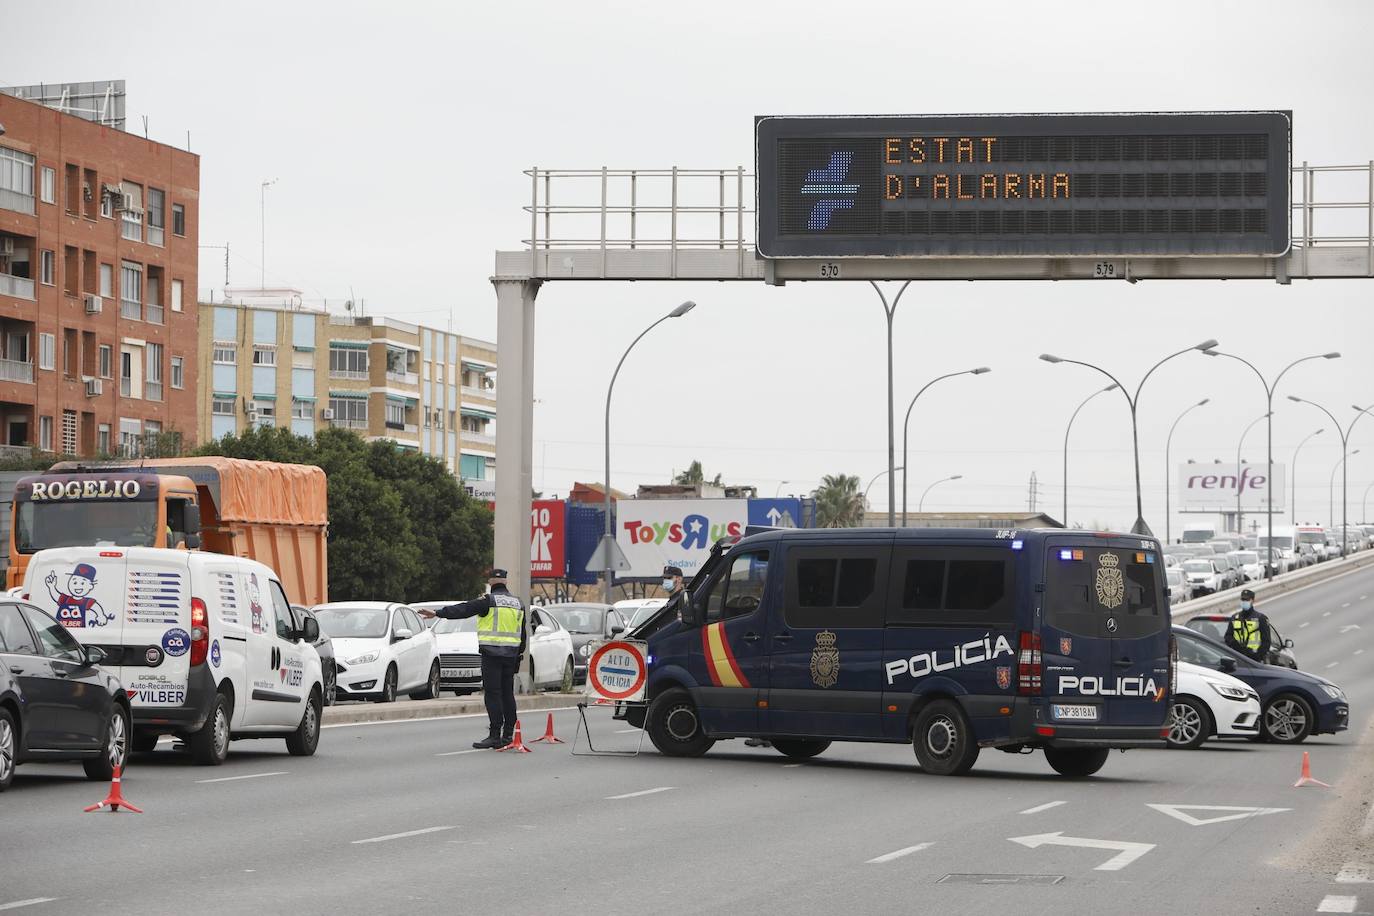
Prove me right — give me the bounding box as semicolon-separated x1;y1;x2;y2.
120;182;143;241
40;167;55;204
98;344;112;379
886;547;1014;627
254;401;276;428
120;349;133;397
252;346;277;367
62;327;76;376
144;267;163;324
385;400;406;429
171;278;183;312
705;551;770;622
328;396;366;428
63;246;78;296
172;203;185;237
61;410;76;455
329;345;368;378
97;424;110;454
99;263;113;298
22;606;84;663
119;418;141;457
171;356;184;389
147;188;165;247
100;188;112;218
291;398;313;419
785;547;886;628
212;397;235;416
40;250;55;285
1044;547;1163;639
39;415;53;451
0;147;35;214
1175;631;1229;668
38;333;55;370
213;342;236;364
145;342;163;401
0;605;39;654
120;261;142;320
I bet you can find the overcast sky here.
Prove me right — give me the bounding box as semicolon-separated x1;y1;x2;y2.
6;0;1373;534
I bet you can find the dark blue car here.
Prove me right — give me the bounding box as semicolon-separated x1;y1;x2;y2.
1172;625;1347;743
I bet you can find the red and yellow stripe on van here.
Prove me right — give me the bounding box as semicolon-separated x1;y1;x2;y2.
701;622;750;688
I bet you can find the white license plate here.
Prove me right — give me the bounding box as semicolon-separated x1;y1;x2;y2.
442;668;479;679
1052;704;1099;721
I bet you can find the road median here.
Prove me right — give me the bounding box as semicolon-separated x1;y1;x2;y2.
323;692;582;726
1172;550;1374;620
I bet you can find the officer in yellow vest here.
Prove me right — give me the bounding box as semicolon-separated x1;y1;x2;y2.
419;568;527;749
1224;589;1272;663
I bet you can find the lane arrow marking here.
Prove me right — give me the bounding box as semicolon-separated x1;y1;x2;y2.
1007;832;1154;871
1146;804;1290;827
1339;624;1361;634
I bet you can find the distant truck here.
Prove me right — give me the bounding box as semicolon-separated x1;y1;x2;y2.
7;457;328;605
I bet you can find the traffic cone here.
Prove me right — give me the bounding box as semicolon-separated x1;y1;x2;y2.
529;712;565;745
498;719;532;753
83;764;143;813
1293;751;1332;788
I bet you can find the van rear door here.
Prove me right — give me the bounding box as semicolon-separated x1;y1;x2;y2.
23;547;128;658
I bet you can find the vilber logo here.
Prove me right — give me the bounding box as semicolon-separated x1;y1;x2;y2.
622;515;743;550
802;151;859;230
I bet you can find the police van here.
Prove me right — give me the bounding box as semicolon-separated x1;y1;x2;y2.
624;527;1173;777
22;546;324;765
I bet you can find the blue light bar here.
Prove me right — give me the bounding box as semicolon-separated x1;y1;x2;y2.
1011;539;1024;551
1059;549;1073;560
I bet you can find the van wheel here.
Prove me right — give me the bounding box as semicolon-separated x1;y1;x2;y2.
772;739;830;760
378;666;397;704
131;732;159;754
0;707;17;792
1167;696;1212;749
912;699;980;776
409;662;441;700
1044;746;1110;778
645;688;715;758
84;704;130;781
286;690;321;757
1263;693;1314;744
188;693;231;766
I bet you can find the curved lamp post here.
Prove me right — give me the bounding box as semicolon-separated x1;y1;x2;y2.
901;367;990;526
1291;428;1324;524
1287;396;1373;557
918;474;962;513
1164;398;1209;544
1061;383;1118;530
1235;412;1271;538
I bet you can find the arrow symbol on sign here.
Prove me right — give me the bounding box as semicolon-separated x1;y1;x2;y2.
1146;804;1290;827
766;507;782;525
1339;625;1361;634
1008;832;1154;871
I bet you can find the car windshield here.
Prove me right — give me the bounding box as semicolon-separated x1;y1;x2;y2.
1234;551;1258;564
628;604;663;628
1187;618;1229;641
547;606;606;634
1166;569;1183;584
432;617;478;635
314;607;389;639
1183;560;1214;573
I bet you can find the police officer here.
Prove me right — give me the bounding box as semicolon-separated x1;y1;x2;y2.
418;568;527;749
1224;588;1272;663
662;565;686;600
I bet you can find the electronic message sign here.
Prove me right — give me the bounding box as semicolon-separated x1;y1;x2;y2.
756;112;1290;259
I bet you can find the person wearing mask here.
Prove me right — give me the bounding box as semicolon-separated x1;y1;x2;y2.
662;565;686;600
1224;588;1272;663
417;568;527;749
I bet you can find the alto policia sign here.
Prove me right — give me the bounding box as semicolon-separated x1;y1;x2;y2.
755;112;1291;259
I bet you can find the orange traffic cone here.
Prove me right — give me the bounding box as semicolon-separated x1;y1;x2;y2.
529;713;565;745
83;764;143;813
1293;751;1331;788
498;719;532;753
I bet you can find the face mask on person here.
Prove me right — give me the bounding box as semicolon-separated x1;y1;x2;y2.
1240;601;1253;611
662;579;675;591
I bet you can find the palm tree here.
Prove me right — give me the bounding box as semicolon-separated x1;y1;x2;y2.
814;473;864;528
674;460;723;487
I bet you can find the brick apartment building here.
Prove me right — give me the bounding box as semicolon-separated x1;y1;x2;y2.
0;91;198;457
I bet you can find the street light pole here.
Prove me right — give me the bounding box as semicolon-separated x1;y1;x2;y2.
260;178;277;288
900;367;990;526
864;466;904;512
1165;398;1209;545
1363;480;1374;524
869;281;912;526
1286;397;1372;559
1063;383;1119;530
1330;450;1359;531
774;481;792;498
601;301;696;603
1040;338;1217;536
1235;412;1271;538
1203;350;1341;577
919;474;962;513
1291;428;1324;525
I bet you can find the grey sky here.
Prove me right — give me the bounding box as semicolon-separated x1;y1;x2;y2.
6;0;1372;532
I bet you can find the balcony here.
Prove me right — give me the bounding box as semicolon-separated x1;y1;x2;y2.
385;370;418;386
329;368;368;380
463;431;496;448
121;299;141;321
145;303;164;325
0;273;34;301
0;188;34;216
330;417;368;430
461;385;496;400
385;421;419;434
0;444;31;461
0;358;34;383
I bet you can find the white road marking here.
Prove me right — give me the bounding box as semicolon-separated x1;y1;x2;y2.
1356;649;1366;656
195;771;287;784
1343;603;1352;608
1020;801;1067;815
0;901;58;912
1301;622;1312;629
1327;662;1341;670
352;825;456;845
606;787;675;800
1340;625;1363;634
435;749;486;757
1336;863;1373;883
1324;611;1333;617
1146;804;1289;827
1317;895;1357;913
1008;832;1154;871
1362;596;1368;601
866;843;934;864
782;763;802;768
614;728;641;734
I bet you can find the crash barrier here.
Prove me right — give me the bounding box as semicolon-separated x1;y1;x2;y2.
1172;548;1374;620
573;639;649;757
321;693;575;727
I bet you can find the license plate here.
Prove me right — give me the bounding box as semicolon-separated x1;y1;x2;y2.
442;668;479;679
1051;704;1099;721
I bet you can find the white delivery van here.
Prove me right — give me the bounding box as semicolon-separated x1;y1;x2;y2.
21;546;323;766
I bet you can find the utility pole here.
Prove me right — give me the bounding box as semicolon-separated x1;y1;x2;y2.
1027;472;1040;513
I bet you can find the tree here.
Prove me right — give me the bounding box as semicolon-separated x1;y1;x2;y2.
813;473;864;528
674;459;723;487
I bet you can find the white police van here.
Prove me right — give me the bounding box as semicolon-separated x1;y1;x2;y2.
22;546;323;765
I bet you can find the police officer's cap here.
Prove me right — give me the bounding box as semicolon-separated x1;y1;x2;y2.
1240;588;1256;600
487;568;508;580
662;565;684;578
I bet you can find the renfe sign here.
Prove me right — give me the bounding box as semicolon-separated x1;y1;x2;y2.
1178;463;1285;512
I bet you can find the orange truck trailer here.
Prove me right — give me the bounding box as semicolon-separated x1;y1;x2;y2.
7;457;327;605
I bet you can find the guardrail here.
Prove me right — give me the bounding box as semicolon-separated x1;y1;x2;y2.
1170;547;1374;620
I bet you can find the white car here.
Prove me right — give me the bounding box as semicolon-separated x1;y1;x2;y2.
1165;567;1189;606
411;601;575;694
1166;661;1261;749
613;598;668;632
312;602;440;703
1227;550;1264;583
1181;559;1224;597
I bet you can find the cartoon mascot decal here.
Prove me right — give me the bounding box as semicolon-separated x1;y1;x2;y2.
46;563;113;628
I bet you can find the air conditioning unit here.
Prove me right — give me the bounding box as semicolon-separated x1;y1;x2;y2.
84;294;102;314
84;377;102;397
321;408;335;421
0;238;13;255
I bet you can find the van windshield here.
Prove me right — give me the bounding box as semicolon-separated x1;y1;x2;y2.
14;501;158;552
1044;546;1165;638
1258;535;1294;550
1180;530;1214;543
1298;530;1326;546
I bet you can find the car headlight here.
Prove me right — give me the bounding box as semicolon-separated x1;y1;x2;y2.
1321;684;1345;700
347;651;380;665
579;643;591;658
1207;681;1251;701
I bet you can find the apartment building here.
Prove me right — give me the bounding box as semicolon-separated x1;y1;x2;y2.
197;297;496;478
0;92;199;456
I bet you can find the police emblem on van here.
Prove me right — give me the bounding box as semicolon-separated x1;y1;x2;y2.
810;630;839;688
1059;637;1072;656
1095;551;1125;609
996;666;1011;690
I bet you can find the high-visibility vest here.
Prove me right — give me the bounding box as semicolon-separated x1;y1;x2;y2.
1230;616;1262;652
477;593;525;648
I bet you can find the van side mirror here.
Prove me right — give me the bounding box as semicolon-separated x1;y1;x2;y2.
680;594;706;628
301;616;320;643
185;503;201;536
1219;657;1238;673
184;533;201;550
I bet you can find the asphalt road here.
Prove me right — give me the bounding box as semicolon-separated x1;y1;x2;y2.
4;562;1374;916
